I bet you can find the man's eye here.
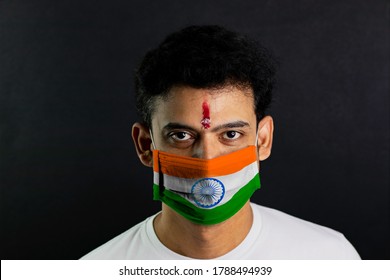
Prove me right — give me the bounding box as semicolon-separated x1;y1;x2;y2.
170;132;192;141
223;131;241;140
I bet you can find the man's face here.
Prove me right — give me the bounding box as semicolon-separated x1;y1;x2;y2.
150;85;258;159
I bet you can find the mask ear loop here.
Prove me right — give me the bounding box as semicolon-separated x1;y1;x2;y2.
149;128;164;190
149;128;156;150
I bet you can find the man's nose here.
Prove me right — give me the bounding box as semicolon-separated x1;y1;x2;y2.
193;136;221;160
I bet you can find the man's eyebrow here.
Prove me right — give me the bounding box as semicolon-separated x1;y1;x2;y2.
162;121;250;132
162;123;197;132
210;121;250;132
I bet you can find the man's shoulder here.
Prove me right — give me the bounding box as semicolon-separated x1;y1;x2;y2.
253;203;344;238
79;214;156;260
250;203;361;259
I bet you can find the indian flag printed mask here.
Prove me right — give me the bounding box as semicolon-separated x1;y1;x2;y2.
152;145;261;225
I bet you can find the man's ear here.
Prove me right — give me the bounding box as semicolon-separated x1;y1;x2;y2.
257;116;274;161
131;122;153;167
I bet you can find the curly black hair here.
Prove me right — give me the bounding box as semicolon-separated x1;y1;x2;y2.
134;25;277;127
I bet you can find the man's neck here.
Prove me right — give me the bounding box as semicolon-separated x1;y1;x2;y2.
153;202;253;259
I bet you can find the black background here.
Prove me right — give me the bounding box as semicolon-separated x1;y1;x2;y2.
1;0;389;260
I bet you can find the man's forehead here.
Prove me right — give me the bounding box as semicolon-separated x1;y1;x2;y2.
151;85;256;129
155;85;254;107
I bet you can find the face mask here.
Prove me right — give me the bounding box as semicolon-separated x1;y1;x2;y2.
151;134;261;225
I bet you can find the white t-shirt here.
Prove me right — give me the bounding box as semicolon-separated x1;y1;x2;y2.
80;203;360;259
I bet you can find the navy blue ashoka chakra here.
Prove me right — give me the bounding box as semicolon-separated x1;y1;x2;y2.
191;178;225;208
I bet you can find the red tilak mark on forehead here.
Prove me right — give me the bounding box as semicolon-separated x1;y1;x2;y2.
201;101;211;129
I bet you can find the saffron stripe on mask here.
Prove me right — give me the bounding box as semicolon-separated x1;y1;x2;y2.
153;146;257;178
153;174;260;225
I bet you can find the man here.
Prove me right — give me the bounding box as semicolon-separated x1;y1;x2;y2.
81;25;360;259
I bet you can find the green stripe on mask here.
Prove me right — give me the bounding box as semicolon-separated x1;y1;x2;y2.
153;174;261;225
